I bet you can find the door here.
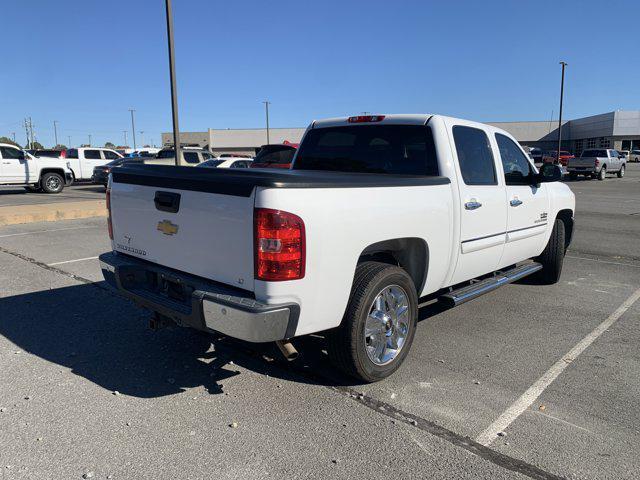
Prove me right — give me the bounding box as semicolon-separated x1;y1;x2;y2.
82;149;104;179
494;133;550;267
448;123;508;284
65;148;81;179
610;150;621;171
0;146;31;183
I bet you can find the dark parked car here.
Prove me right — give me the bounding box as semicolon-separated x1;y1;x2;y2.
92;158;142;186
249;143;298;169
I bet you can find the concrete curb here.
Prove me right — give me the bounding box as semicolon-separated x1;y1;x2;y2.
0;200;107;226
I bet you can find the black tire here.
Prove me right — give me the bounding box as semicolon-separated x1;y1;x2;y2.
326;261;418;382
533;218;566;284
40;172;65;194
617;164;625;178
598;166;606;181
569;172;577;180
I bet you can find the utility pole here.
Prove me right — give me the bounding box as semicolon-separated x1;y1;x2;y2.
123;130;128;147
129;109;137;149
88;134;92;146
28;117;34;149
165;0;182;165
24;119;30;147
262;101;271;144
139;131;145;147
11;132;16;143
68;136;72;147
53;120;59;146
557;61;567;164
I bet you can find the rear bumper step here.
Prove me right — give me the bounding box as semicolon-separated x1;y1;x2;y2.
439;262;542;307
99;252;300;342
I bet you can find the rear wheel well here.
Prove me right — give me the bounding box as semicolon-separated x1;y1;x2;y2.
357;238;428;294
39;168;65;180
556;209;574;250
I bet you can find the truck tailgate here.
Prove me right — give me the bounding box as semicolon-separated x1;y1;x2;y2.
568;157;596;168
109;175;255;292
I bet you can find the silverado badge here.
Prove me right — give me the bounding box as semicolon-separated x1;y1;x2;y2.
157;220;179;236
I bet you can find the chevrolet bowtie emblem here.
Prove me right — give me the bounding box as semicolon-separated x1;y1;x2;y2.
157;220;179;236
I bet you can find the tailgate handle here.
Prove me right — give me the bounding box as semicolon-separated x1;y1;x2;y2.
154;191;181;213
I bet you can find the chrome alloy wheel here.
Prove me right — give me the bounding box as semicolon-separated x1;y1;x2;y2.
364;285;410;366
46;175;62;191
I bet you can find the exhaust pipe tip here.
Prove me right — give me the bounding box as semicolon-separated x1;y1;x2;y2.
276;340;298;361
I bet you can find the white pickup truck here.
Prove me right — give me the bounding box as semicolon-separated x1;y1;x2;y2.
0;143;74;193
100;114;575;382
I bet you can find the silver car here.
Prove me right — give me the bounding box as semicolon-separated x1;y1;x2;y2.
567;148;626;180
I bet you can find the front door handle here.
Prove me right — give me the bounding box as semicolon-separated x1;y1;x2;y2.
465;200;482;210
510;199;523;207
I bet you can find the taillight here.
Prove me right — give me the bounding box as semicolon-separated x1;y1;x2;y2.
254;208;305;281
106;188;113;240
348;115;385;123
60;150;66;158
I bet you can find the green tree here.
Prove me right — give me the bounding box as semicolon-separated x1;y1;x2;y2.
104;141;116;148
32;141;44;150
0;136;21;148
54;144;67;150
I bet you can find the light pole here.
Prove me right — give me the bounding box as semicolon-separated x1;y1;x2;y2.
68;136;72;147
140;131;145;147
129;109;137;149
88;134;92;146
557;61;567;164
53;120;59;146
165;0;182;166
11;132;16;143
262;101;271;144
123;130;128;147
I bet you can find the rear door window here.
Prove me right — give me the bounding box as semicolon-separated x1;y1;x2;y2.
183;152;200;164
452;126;497;185
84;149;102;160
294;125;439;175
103;150;120;160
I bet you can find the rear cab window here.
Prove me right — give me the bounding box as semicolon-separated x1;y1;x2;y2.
255;146;296;165
294;125;439;175
66;149;79;159
452;126;497;185
581;150;607;158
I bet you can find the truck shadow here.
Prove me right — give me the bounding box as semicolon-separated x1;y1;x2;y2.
0;283;454;395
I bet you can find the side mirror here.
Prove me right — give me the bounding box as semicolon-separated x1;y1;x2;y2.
538;163;563;183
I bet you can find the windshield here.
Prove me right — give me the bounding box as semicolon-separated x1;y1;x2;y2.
581;149;607;158
294;125;439;175
254;145;296;165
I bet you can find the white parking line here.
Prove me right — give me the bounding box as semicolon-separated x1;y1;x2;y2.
0;225;99;238
48;256;99;266
475;286;640;446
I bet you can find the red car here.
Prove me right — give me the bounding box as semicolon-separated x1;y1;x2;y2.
543;150;574;166
250;142;298;169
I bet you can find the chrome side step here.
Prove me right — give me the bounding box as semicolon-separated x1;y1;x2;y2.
439;262;543;307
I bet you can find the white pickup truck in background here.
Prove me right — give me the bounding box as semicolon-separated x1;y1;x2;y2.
64;147;123;181
0;143;74;193
100;114;575;382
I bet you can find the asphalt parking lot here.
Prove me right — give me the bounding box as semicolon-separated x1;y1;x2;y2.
1;165;639;479
0;184;104;207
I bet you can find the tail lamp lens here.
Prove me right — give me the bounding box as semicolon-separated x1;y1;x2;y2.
106;188;113;240
254;208;305;281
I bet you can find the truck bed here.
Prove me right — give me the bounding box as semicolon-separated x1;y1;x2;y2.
112;164;450;196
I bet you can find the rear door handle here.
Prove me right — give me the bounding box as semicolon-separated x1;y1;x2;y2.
510;199;523;207
464;201;482;210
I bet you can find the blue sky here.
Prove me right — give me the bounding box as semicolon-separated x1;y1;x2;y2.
1;0;638;148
